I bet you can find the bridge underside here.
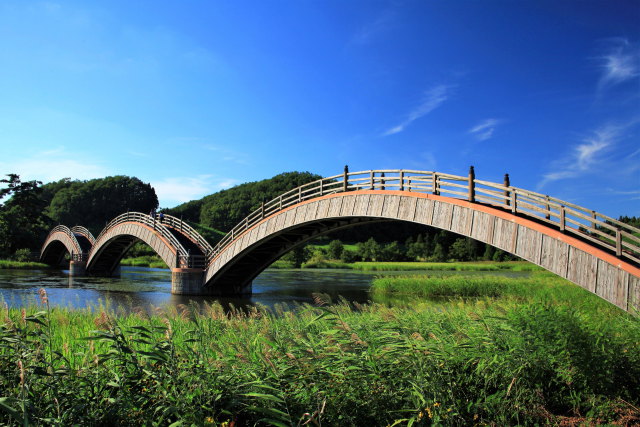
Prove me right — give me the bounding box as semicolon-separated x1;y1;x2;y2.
40;240;71;266
204;191;640;312
86;235;139;276
206;217;385;295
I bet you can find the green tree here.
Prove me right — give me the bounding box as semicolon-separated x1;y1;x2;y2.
281;245;311;268
0;174;50;254
327;240;344;260
432;243;447;262
379;241;404;261
357;237;382;261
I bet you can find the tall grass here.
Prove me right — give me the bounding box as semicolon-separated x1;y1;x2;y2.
0;283;637;425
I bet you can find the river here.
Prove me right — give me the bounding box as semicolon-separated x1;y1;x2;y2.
0;266;531;311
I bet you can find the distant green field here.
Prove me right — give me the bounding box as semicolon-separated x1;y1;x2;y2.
0;260;50;269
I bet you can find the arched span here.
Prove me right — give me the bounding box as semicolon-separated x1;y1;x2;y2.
205;190;640;312
86;212;191;276
41;225;84;265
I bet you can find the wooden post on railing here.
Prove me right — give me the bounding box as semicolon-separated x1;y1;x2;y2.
591;211;597;230
559;206;566;232
468;166;475;202
343;165;349;192
503;174;510;207
279;195;282;210
261;199;265;219
380;172;386;191
545;196;550;220
319;179;324;196
615;228;622;256
370;171;374;189
298;187;302;202
511;192;517;214
399;170;404;191
180;215;183;232
433;172;439;195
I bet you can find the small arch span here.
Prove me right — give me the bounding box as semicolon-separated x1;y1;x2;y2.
41;168;640;312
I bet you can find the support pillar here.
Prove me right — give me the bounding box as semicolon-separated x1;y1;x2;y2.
172;268;253;296
69;260;86;276
171;268;207;295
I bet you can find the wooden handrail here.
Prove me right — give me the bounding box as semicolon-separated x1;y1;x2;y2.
207;168;640;266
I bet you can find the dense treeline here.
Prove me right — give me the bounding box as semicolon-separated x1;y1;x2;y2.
283;233;516;268
165;171;322;231
0;174;158;258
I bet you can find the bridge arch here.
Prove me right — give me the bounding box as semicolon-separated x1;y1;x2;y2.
40;225;84;265
86;212;193;276
205;169;640;312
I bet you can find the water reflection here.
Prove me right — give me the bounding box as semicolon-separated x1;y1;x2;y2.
0;266;532;312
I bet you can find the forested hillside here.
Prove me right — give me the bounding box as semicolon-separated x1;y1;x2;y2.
0;174;158;257
165;171;322;231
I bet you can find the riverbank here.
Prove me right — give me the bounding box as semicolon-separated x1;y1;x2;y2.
0;284;637;426
271;259;542;271
0;260;49;270
120;255;168;269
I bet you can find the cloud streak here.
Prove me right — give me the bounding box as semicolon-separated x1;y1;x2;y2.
597;38;639;89
469;119;501;141
152;175;238;207
538;124;620;188
383;85;451;136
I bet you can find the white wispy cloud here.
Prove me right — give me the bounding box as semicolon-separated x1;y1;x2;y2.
383;85;451;136
469;119;501;141
152;175;238;207
597;38;640;89
0;148;109;183
349;13;394;46
538;124;621;188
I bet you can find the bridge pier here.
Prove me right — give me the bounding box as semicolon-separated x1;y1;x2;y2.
171;268;252;295
69;260;86;276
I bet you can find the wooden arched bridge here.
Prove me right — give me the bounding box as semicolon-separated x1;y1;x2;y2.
41;167;640;312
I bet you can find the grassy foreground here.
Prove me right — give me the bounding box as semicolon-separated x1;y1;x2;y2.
0;283;638;426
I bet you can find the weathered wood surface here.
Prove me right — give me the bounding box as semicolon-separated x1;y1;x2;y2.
205;191;639;312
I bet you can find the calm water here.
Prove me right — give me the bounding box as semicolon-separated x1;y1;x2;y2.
0;266;531;311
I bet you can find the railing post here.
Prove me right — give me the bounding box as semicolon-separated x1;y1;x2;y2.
468;166;475;202
616;228;622;256
298;187;302;202
279;195;283;210
343;165;349;192
433;172;439;195
370;171;374;190
559;206;566;232
503;173;510;207
591;211;597;230
545;196;550;220
511;192;517;214
399;170;404;191
380;172;385;191
261;199;265;219
319;179;324;196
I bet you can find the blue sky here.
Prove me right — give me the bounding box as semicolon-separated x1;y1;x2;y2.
0;1;638;217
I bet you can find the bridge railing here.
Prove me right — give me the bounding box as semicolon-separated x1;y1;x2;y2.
92;212;195;268
208;169;640;266
70;226;96;244
160;214;214;255
42;225;85;260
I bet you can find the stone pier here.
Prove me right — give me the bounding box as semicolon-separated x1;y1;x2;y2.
171;268;252;295
69;260;86;276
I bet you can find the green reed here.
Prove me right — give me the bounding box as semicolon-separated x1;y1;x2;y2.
0;281;637;426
